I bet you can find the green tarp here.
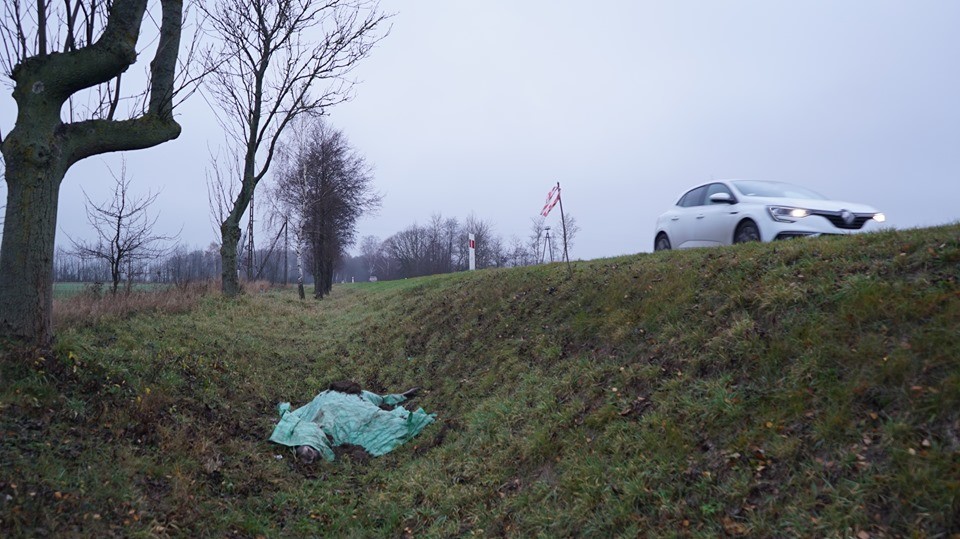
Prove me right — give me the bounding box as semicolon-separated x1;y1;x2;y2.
269;389;436;461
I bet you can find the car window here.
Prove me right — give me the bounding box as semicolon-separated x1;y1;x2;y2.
731;180;827;200
705;183;735;204
678;186;707;207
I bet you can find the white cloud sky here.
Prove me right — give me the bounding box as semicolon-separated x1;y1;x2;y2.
2;0;959;260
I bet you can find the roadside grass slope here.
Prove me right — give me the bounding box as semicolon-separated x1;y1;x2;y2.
2;224;958;537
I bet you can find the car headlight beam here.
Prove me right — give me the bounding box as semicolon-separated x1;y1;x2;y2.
873;212;886;223
767;206;811;223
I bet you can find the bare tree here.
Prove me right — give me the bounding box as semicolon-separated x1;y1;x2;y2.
274;118;380;299
206;143;243;246
460;213;498;270
0;0;191;348
528;214;578;263
271;122;312;299
358;235;383;279
425;214;459;274
529;215;547;263
200;0;389;297
376;213;511;279
68;161;178;293
306;129;380;298
384;224;429;279
559;213;580;256
505;235;535;267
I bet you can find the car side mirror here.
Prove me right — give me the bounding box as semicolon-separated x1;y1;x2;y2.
709;192;734;204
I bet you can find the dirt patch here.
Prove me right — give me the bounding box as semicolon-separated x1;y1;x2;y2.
332;443;371;464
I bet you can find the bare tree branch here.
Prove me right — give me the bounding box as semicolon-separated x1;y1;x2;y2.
66;159;179;293
199;0;390;296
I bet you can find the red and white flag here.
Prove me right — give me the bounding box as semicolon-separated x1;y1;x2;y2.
541;185;561;217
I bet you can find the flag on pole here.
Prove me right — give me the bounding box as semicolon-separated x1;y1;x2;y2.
541;185;561;217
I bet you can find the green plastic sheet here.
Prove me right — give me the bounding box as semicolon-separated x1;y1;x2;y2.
269;389;436;461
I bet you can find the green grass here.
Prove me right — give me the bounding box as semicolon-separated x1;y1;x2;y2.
53;282;169;299
3;225;960;537
52;282;91;298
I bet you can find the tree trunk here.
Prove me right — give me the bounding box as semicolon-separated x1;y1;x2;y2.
220;219;242;296
295;241;305;300
322;255;334;296
283;219;289;285
0;0;184;350
246;191;254;280
111;255;122;294
0;154;66;349
312;238;324;299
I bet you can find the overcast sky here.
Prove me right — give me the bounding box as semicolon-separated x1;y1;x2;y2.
2;0;959;260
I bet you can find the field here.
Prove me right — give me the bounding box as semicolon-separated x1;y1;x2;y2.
2;225;959;537
53;282;170;299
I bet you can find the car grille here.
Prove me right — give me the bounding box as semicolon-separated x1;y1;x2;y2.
810;210;874;230
775;232;819;240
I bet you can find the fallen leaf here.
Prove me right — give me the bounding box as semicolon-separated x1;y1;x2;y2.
723;517;748;535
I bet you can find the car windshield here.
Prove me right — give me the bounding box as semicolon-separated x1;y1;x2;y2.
731;180;827;200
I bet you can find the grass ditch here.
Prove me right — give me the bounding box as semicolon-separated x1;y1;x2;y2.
2;225;959;537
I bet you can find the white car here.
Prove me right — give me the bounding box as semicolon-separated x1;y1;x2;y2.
653;179;886;251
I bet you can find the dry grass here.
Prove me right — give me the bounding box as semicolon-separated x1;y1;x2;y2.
241;280;274;294
52;280;218;329
53;280;281;329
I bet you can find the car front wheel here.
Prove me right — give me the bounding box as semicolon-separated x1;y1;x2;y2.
654;233;671;251
734;221;760;244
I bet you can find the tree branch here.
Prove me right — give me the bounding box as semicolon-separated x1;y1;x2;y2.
12;0;149;101
60;0;183;164
62;114;180;166
148;0;182;120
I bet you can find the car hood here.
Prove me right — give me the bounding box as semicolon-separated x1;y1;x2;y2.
742;195;880;213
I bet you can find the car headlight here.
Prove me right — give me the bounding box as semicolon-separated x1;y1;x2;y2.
767;206;811;223
873;212;886;223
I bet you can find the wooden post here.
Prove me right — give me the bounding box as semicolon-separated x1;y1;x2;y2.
556;182;572;277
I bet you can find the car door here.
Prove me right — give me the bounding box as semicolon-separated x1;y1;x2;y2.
695;183;741;245
668;186;707;248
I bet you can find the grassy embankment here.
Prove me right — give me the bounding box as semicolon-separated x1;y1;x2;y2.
2;225;959;537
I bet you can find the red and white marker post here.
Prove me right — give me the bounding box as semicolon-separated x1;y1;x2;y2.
468;234;476;271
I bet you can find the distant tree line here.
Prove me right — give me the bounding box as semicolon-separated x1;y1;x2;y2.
51;210;578;288
346;212;579;282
